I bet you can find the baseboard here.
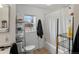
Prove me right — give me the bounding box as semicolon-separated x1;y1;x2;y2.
45;42;64;54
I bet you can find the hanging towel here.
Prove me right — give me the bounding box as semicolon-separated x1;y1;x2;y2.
10;43;18;54
72;25;79;54
37;19;43;38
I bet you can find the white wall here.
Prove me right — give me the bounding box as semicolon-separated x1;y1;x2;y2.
0;4;16;46
16;4;50;49
44;6;72;53
73;5;79;39
44;4;79;54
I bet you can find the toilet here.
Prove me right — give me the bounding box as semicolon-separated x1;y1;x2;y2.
24;45;35;54
17;42;35;54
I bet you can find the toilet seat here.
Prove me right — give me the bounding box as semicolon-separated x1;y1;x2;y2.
24;45;35;51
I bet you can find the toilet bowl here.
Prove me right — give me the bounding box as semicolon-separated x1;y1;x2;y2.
17;42;35;53
24;45;35;53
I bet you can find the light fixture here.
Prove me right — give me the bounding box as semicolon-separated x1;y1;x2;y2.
0;4;3;8
46;4;52;6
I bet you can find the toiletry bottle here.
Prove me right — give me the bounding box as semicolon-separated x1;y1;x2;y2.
67;20;72;38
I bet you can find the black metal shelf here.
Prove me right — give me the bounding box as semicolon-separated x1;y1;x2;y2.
58;33;70;39
58;39;72;50
58;33;72;54
56;15;74;54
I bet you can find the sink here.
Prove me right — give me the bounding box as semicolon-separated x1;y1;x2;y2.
0;47;11;54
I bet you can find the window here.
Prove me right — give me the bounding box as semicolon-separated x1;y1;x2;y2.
24;16;33;23
24;15;36;32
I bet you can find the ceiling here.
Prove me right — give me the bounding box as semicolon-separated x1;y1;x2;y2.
21;4;70;11
16;4;70;14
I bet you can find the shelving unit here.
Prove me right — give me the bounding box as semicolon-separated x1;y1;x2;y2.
16;16;36;53
56;15;74;54
58;33;72;53
16;18;25;44
16;18;26;53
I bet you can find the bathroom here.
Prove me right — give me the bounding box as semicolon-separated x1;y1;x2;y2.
0;4;79;54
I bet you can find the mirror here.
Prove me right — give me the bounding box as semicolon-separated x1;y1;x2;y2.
0;5;9;32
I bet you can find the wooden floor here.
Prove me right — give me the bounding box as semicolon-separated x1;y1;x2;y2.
33;48;48;54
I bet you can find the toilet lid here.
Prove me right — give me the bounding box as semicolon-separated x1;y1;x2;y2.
25;45;35;51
